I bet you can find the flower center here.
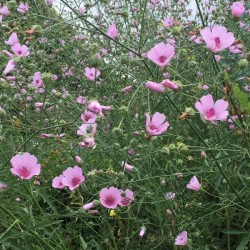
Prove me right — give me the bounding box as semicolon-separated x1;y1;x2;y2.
71;177;80;186
206;108;215;118
158;55;167;63
214;37;221;47
18;50;22;55
149;124;157;130
19;167;30;178
105;195;115;205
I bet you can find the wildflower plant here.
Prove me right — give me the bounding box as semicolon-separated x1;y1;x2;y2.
0;0;249;249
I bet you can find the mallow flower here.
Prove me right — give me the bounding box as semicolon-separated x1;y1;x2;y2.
145;112;170;136
147;42;175;67
200;25;235;52
195;94;228;122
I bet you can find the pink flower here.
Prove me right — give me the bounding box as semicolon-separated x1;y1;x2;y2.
214;55;221;61
0;182;8;190
139;227;146;237
118;189;134;206
79;137;95;148
5;33;19;46
162;16;174;27
107;23;118;39
99;186;122;209
195;94;229;122
147;42;175;67
83;201;96;211
165;192;176;200
0;6;10;16
76;96;87;104
77;123;97;137
146;112;170;136
231;2;245;17
121;161;134;172
10;152;41;179
81;110;96;124
175;231;188;246
87;100;103;116
122;85;133;94
61;166;85;191
40;133;52;139
75;156;82;163
17;3;29;13
11;43;30;57
200;151;207;157
161;79;179;90
145;81;165;93
3;59;16;75
52;174;65;189
85;67;101;81
33;72;43;88
186;176;202;191
200;25;235;52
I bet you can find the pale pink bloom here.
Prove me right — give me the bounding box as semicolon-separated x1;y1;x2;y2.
62;166;85;191
35;102;44;107
17;3;29;13
145;81;165;93
76;96;87;104
73;156;82;164
33;72;43;88
139;227;146;237
128;149;135;155
45;0;54;6
3;59;16;75
161;79;179;90
229;44;242;54
77;7;85;14
200;25;235;52
5;33;19;46
79;137;95;148
175;231;188;246
10;152;41;179
0;6;10;16
52;174;65;189
201;84;209;90
186;176;202;191
194;37;202;44
107;23;118;39
147;42;175;67
81;110;96;124
52;74;58;81
121;161;134;172
244;85;250;92
208;6;216;14
99;186;122;209
214;55;221;61
231;2;245;17
165;192;176;200
83;201;95;211
122;85;133;94
195;94;229;121
2;50;13;58
40;133;52;138
166;209;172;215
118;189;134;207
163;72;170;78
162;16;174;27
77;123;97;137
239;22;246;28
85;67;101;81
200;151;206;157
146;112;170;136
11;43;30;57
88;100;103;116
0;182;7;190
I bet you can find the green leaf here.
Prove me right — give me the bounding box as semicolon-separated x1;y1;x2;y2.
233;85;250;114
